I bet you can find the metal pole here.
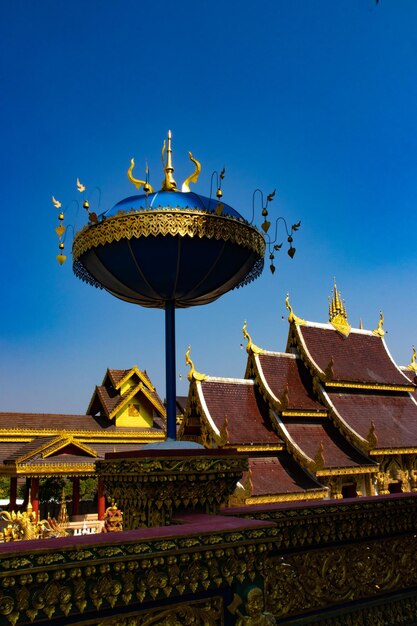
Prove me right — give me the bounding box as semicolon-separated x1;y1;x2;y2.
165;300;177;439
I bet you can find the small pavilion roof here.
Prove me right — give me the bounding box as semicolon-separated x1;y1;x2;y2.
196;378;283;447
293;323;413;388
325;390;417;451
244;454;326;500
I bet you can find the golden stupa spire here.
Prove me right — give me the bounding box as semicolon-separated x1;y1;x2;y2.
162;130;177;191
329;280;351;337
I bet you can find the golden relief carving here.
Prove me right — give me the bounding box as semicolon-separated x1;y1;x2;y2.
324;380;413;392
73;210;265;261
228;587;276;625
98;597;223;625
264;534;417;619
96;456;248;528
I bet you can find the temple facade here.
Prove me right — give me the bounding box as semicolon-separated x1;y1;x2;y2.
0;366;165;520
179;284;417;503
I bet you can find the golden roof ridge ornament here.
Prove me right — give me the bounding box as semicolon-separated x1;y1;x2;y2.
161;130;177;191
242;321;264;354
127;159;154;194
329;281;351;337
285;294;306;326
372;310;385;337
406;346;417;373
181;152;201;192
185;345;207;382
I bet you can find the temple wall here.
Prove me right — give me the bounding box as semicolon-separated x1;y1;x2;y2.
2;494;417;625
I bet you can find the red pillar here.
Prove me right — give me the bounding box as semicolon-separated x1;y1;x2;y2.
31;477;39;522
97;478;105;521
72;477;80;517
9;477;17;511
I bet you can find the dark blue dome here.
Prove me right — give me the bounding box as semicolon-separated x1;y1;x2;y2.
104;190;244;221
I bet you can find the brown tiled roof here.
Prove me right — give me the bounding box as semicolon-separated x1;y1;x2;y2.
327;391;417;449
107;369;130;387
0;412;164;434
298;325;413;387
3;437;56;462
256;353;325;411
199;379;282;446
282;419;374;469
0;413;105;431
247;453;325;496
400;368;417;384
95;386;122;417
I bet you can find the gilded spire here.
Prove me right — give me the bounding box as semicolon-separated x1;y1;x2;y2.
329;281;351;337
161;130;177;191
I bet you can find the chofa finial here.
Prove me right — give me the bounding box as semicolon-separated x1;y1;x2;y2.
372;310;385;338
185;346;207;382
406;346;417;373
242;321;264;354
285;294;306;326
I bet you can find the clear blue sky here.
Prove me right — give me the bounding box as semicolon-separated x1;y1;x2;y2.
1;0;416;413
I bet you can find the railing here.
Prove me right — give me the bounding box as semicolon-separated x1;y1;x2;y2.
0;494;417;625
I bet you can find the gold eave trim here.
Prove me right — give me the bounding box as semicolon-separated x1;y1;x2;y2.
244;490;327;504
370;448;417;455
73;210;266;261
4;463;97;476
0;429;165;439
140;385;166;417
108;382;143;419
234;445;285;452
281;411;328;417
115;366;155;392
0;437;32;443
316;466;378;477
325;381;414;392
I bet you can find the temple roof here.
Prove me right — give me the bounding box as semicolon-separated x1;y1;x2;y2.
196;378;283;447
253;352;325;412
280;418;376;472
87;366;166;420
293;323;414;388
325;391;417;451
